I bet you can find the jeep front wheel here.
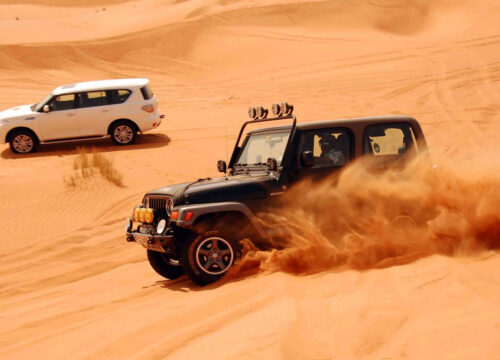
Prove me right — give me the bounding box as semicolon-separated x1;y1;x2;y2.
182;231;237;286
147;250;184;280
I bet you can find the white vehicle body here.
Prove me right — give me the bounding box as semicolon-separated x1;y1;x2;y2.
0;78;162;153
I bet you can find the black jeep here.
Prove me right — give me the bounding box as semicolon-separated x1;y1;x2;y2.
125;103;428;285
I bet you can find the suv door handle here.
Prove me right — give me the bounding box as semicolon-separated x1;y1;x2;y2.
102;109;110;113
66;113;75;117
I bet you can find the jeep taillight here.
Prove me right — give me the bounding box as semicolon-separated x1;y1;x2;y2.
141;104;155;113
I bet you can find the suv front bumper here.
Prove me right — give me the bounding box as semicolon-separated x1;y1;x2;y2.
125;218;174;253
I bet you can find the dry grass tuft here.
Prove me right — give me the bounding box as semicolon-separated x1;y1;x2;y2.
64;147;124;187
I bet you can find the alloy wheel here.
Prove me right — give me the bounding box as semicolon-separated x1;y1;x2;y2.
195;237;234;275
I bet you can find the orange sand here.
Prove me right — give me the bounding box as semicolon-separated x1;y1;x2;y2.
0;0;499;359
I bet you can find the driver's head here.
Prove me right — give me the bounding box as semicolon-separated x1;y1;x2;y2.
319;135;336;153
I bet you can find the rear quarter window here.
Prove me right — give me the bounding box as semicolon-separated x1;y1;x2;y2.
140;85;153;100
108;89;131;104
363;123;419;156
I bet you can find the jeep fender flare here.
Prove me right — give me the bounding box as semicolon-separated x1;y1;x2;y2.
174;202;268;240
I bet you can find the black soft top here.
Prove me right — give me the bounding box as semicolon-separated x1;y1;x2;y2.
246;115;420;135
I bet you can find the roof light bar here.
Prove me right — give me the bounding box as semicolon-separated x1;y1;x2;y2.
249;103;293;120
271;102;294;117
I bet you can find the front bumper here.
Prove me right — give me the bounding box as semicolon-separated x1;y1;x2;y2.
125;217;174;253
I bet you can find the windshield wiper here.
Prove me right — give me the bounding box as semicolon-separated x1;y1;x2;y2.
252;162;269;171
234;163;249;174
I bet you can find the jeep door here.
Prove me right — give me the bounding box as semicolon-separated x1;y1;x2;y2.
38;93;79;141
295;127;353;181
75;90;115;137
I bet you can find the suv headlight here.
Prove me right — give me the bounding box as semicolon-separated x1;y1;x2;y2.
166;197;174;216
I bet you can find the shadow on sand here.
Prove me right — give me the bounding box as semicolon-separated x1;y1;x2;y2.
146;270;255;293
1;133;170;159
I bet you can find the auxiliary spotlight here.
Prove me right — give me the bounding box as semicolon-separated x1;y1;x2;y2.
248;106;257;120
280;102;293;116
255;106;268;119
271;103;282;116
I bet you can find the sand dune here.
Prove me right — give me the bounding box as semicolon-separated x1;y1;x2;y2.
0;0;499;358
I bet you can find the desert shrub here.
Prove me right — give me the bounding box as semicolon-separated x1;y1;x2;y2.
64;147;123;187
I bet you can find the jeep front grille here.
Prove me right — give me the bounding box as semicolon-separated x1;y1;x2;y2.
143;196;169;220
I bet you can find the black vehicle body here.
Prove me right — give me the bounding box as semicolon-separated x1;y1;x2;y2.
126;111;428;285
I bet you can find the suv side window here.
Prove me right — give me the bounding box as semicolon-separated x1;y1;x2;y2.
299;128;352;168
363;123;419;156
79;91;109;108
48;93;77;111
108;89;131;104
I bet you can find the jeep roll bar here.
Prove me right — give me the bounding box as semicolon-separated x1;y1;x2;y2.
228;103;297;169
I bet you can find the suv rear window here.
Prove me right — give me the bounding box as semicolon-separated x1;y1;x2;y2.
140;85;153;100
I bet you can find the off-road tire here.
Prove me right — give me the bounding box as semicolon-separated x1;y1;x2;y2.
110;121;137;146
9;130;38;154
181;230;239;286
147;250;184;280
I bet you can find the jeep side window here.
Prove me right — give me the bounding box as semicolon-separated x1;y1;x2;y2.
363;123;419;156
78;91;109;108
299;128;351;168
47;93;77;111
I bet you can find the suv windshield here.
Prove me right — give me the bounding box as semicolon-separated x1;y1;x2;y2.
32;94;53;112
235;130;290;170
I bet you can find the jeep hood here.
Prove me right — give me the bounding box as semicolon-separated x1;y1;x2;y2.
146;174;276;205
0;104;36;121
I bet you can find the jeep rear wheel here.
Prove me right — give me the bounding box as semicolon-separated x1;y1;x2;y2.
147;250;184;280
181;230;238;286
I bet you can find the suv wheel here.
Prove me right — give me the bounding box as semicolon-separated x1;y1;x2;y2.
147;250;184;280
182;230;239;286
9;130;38;154
110;121;137;146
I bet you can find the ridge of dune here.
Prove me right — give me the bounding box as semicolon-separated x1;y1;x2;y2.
0;0;487;45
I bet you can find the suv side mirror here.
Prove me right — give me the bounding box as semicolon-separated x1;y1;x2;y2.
301;151;315;167
43;104;50;113
217;160;227;173
266;157;277;172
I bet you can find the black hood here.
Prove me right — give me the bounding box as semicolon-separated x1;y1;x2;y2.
146;174;277;205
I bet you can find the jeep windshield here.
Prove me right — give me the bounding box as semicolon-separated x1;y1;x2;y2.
234;130;290;173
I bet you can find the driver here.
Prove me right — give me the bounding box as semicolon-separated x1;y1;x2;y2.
319;134;346;167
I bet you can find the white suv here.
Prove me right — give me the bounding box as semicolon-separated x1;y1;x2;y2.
0;78;163;153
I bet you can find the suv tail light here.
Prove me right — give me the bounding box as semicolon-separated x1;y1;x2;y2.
141;104;155;113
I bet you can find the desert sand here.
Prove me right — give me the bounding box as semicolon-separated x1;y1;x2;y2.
0;0;499;359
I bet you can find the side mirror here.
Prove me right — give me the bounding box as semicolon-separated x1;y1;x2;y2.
266;157;277;172
43;104;50;113
301;151;315;167
217;160;227;173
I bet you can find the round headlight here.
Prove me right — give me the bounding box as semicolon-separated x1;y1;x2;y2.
166;197;174;216
157;219;167;234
